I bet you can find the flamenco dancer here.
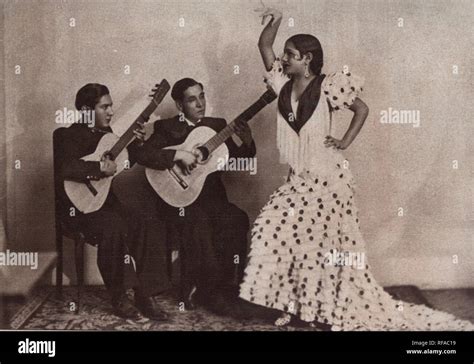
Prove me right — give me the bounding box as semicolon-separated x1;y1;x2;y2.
239;6;474;331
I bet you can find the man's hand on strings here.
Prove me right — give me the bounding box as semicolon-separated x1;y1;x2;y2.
133;122;146;145
234;119;253;147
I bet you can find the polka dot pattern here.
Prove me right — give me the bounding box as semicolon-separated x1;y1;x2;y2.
241;62;473;331
322;70;364;111
240;165;474;331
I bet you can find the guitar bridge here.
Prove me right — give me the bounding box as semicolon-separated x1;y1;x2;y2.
168;167;188;190
85;181;98;196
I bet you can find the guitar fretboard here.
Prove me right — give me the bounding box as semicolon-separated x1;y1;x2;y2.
108;81;170;160
203;89;277;154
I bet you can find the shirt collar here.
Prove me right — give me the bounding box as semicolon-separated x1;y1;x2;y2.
90;126;112;134
181;115;201;127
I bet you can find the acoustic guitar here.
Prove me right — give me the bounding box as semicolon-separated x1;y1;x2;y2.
145;88;277;207
64;80;170;213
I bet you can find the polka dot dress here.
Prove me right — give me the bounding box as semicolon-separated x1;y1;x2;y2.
239;64;474;331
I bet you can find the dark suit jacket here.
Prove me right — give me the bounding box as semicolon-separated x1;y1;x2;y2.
134;115;256;207
54;123;141;223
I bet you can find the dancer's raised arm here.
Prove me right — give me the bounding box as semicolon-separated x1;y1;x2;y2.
255;7;283;71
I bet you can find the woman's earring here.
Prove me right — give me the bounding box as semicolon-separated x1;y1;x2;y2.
304;64;310;78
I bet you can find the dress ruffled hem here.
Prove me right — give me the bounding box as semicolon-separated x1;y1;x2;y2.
240;167;474;331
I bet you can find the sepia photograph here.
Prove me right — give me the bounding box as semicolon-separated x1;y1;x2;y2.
0;0;472;357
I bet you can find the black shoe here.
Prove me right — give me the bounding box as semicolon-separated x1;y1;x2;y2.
182;297;197;311
136;295;169;322
181;286;197;311
203;291;242;317
112;294;141;320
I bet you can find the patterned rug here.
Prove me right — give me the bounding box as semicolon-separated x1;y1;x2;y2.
8;288;51;330
10;285;455;331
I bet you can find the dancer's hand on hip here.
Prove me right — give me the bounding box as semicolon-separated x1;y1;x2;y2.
325;136;347;150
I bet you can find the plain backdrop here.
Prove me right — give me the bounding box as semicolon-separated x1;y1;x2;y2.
2;0;473;288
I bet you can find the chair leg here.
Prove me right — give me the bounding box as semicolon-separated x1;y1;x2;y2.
74;240;85;314
55;226;63;297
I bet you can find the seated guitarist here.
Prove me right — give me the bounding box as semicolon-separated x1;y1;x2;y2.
135;78;255;314
56;83;170;321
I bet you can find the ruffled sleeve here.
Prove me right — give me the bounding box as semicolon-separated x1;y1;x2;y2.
322;70;364;110
264;58;290;96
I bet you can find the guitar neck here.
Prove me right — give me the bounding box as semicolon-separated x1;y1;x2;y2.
107;102;156;160
203;89;277;154
108;80;170;160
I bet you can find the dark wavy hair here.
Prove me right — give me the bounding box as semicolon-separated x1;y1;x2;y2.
171;78;204;101
287;34;324;75
75;83;110;110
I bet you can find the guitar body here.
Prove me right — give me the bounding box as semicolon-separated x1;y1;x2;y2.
64;133;129;214
62;79;171;214
146;126;229;207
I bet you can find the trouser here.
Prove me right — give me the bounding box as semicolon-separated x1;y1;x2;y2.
67;197;171;300
163;199;249;300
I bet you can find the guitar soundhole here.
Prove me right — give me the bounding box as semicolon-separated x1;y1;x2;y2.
196;146;210;163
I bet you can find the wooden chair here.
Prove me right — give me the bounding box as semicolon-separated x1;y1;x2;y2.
53;127;178;313
53;127;95;314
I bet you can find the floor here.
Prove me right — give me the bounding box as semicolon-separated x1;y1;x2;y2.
7;285;474;331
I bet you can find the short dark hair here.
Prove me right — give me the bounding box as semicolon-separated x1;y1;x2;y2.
171;78;203;101
287;34;324;75
75;83;110;110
